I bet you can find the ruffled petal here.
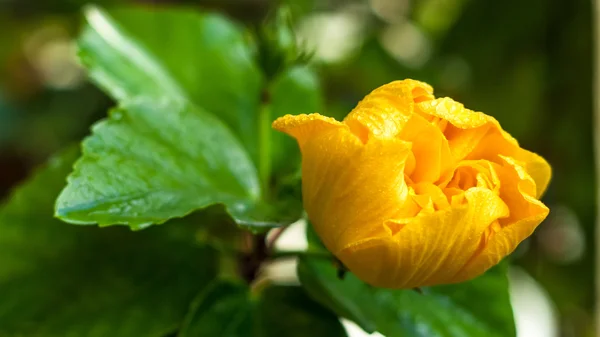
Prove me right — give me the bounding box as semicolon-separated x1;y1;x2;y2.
301;129;414;254
451;156;549;282
441;124;491;161
339;187;509;288
512;149;551;198
410;182;450;213
343;80;434;140
465;127;552;198
416;98;494;161
416;98;551;197
445;160;501;193
417;97;490;129
418;97;550;198
398;113;455;184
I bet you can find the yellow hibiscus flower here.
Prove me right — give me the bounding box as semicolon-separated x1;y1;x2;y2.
273;79;550;289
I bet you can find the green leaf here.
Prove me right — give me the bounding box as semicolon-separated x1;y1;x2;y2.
78;6;263;162
0;148;219;337
55;98;265;229
178;281;253;337
298;225;516;337
257;285;347;337
269;65;322;178
60;6;307;231
179;281;347;337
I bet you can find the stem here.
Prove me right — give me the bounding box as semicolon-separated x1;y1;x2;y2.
258;90;272;200
238;89;274;285
594;0;600;331
250;276;271;297
238;233;268;284
266;226;288;252
270;249;333;259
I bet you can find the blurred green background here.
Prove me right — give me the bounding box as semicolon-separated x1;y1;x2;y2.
0;0;592;336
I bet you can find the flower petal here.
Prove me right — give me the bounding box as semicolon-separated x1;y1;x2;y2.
451;156;549;282
398;113;455;184
466;127;551;198
416;98;494;161
301;128;414;254
337;236;403;287
339;187;509;288
512;149;551;198
417;97;490;129
343;80;434;140
271;113;346;148
415;98;551;197
445;160;501;193
410;182;450;212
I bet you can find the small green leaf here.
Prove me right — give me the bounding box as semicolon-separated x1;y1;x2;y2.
55;98;264;230
298;225;516;337
0;148;219;337
179;281;347;337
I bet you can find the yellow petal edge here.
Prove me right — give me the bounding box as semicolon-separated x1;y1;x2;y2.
272;79;551;289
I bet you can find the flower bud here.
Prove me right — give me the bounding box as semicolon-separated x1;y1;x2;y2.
273;79;550;288
254;6;312;80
